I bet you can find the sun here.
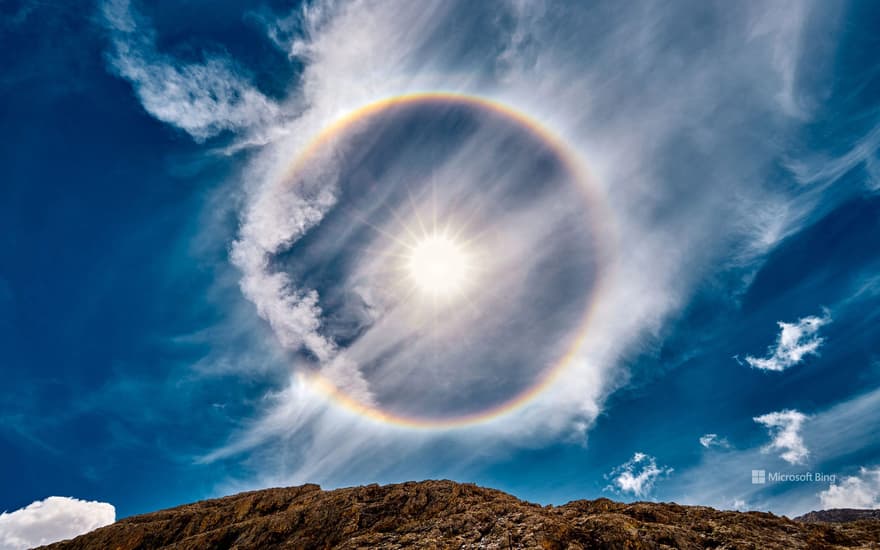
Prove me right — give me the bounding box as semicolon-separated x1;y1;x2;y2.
405;232;472;298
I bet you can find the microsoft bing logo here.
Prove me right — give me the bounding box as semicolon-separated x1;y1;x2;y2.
751;469;766;484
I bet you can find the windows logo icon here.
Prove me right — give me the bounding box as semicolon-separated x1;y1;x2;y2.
751;469;766;484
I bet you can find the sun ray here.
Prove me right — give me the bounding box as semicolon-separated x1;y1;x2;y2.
383;202;422;243
405;185;430;238
344;204;412;249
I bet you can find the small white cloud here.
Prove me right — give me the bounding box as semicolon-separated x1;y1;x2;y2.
0;496;115;550
605;452;673;498
745;311;831;371
819;467;880;509
699;433;731;449
754;409;809;464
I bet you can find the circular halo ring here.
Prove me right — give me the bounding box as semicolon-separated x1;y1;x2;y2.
279;92;612;429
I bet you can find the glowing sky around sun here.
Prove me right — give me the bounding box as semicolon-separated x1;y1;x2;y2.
405;232;472;298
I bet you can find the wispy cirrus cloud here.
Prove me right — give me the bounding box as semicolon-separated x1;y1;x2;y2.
0;497;114;550
787;121;880;193
745;311;831;372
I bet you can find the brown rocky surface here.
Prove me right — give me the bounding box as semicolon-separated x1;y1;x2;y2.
796;509;880;523
39;480;880;549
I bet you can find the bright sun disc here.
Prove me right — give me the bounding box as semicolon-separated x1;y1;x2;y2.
406;233;471;297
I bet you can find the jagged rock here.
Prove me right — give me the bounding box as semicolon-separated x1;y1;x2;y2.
38;480;880;549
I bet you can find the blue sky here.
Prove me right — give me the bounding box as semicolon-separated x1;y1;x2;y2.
2;0;880;545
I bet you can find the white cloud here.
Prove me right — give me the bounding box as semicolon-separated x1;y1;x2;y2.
745;311;831;371
819;467;880;509
699;433;730;449
754;409;809;465
101;0;280;142
0;497;114;550
605;452;673;498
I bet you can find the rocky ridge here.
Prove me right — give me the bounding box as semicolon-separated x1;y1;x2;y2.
40;480;880;549
796;509;880;524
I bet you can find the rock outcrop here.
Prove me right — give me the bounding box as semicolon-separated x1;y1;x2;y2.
39;480;880;549
796;509;880;523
